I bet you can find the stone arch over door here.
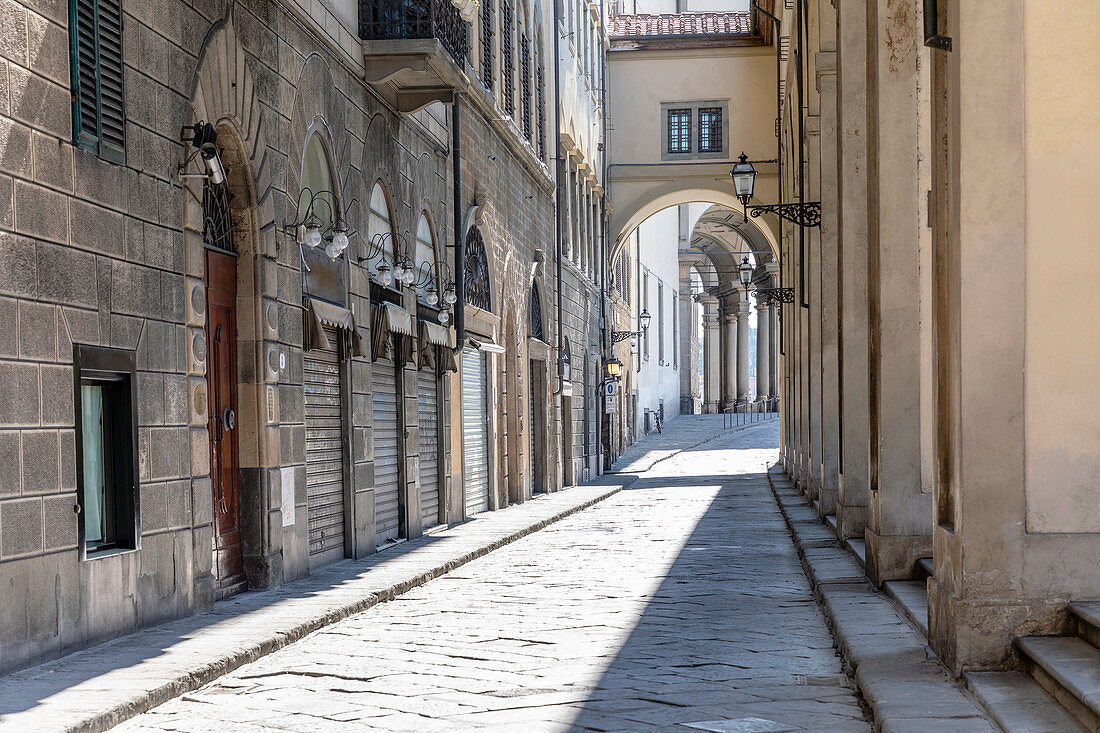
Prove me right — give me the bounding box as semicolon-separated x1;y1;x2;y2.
184;12;282;597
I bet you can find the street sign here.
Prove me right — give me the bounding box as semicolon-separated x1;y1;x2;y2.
605;395;617;414
603;382;617;396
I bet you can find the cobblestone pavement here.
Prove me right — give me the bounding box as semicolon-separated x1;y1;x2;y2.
114;420;870;733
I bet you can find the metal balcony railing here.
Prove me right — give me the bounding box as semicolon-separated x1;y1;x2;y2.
359;0;469;67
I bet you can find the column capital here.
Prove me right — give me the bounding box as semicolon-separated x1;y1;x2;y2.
736;300;752;319
764;261;780;276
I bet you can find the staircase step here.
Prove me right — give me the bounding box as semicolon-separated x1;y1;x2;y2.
884;579;929;637
917;556;934;579
966;670;1083;732
844;537;866;568
1069;602;1100;651
1016;635;1100;731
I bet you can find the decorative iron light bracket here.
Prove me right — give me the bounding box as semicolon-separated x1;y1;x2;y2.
611;330;641;344
751;287;796;307
748;202;822;228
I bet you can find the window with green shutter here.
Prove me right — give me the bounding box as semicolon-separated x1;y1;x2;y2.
69;0;125;163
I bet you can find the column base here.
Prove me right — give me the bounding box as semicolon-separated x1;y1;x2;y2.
928;576;1066;675
835;501;867;540
864;529;932;586
816;487;838;518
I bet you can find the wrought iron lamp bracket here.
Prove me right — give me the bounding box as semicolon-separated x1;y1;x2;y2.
751;287;796;307
611;330;640;344
748;202;822;228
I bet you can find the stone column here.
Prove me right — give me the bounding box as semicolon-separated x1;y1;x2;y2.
699;295;720;413
723;309;737;411
836;0;870;540
766;263;780;400
735;294;751;404
678;262;696;414
756;297;770;402
864;0;932;585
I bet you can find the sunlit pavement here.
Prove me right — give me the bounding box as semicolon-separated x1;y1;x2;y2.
113;419;870;732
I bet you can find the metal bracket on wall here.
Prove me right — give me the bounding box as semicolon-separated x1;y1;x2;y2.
750;287;796;308
748;202;822;228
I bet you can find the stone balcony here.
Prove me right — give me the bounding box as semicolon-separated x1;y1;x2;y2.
358;0;470;113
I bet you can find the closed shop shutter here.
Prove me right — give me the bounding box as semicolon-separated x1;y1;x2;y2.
418;368;441;530
373;357;402;543
304;325;345;566
462;348;490;515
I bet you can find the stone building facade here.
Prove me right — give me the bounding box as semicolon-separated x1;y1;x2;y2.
0;0;602;674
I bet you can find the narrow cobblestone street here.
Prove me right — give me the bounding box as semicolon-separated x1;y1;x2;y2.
113;421;869;733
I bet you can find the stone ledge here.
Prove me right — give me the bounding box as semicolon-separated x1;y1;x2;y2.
0;479;632;733
767;463;997;732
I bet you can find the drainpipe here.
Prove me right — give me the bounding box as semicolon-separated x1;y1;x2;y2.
452;91;465;353
552;0;565;396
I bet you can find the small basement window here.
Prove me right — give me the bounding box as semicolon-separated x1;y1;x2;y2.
74;344;139;557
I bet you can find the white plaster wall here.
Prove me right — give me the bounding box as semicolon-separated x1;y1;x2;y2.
1023;3;1100;533
633;206;684;431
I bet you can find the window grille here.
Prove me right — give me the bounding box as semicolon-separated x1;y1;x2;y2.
699;107;723;153
667;109;691;154
536;63;546;160
521;33;532;140
481;0;494;92
202;171;235;252
529;284;545;342
501;1;515;115
70;0;125;163
463;227;492;311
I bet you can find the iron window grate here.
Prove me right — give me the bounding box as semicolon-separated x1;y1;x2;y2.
536;63;546;161
667;109;691;154
501;1;514;116
698;107;722;152
481;0;494;92
521;33;532;140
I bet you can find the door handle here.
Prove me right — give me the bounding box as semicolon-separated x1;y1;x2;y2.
223;408;235;431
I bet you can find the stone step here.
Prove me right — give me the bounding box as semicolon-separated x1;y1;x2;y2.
824;513;838;533
844;537;866;568
966;670;1084;732
884;579;929;637
1069;602;1100;652
1016;635;1100;731
917;556;934;579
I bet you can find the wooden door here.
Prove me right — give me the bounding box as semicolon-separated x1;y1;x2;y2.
206;250;246;598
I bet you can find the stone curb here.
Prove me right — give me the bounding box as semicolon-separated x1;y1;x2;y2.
764;465;998;733
0;478;634;733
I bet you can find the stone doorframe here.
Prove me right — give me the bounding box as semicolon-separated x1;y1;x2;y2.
183;13;283;602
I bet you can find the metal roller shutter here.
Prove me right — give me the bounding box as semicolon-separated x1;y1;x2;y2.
418;369;441;530
462;348;490;515
373;358;402;543
304;326;345;566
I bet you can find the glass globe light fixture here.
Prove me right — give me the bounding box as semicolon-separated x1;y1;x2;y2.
438;309;450;324
426;285;439;306
324;241;340;259
377;263;393;286
443;285;458;305
331;225;350;255
392;261;406;282
303;219;323;249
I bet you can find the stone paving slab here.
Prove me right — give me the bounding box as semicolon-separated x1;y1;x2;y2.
768;465;998;733
0;479;630;733
108;420;870;733
608;413;779;473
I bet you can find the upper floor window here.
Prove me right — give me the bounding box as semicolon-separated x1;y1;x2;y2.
699;108;723;153
662;101;729;160
70;0;125;163
501;1;515;116
415;213;438;304
667;109;692;154
366;182;396;282
480;0;495;93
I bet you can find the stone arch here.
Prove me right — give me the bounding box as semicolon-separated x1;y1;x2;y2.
185;12;283;592
610;186;780;263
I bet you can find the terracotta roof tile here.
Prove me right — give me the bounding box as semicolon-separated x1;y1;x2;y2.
609;12;753;38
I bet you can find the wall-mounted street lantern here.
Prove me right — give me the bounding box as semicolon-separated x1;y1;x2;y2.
739;256;794;308
611;308;651;344
179;122;225;185
411;260;458;324
605;356;624;379
283;187;355;260
730;152;821;228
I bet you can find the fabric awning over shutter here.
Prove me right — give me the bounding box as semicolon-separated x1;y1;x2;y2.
418;320;458;372
372;302;416;364
303;297;367;358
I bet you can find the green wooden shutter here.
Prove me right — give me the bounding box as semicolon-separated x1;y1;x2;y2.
69;0;124;163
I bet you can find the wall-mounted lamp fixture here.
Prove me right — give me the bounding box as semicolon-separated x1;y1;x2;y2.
611;308;650;344
605;356;623;379
731;152;821;228
179;122;225;185
282;187;356;261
